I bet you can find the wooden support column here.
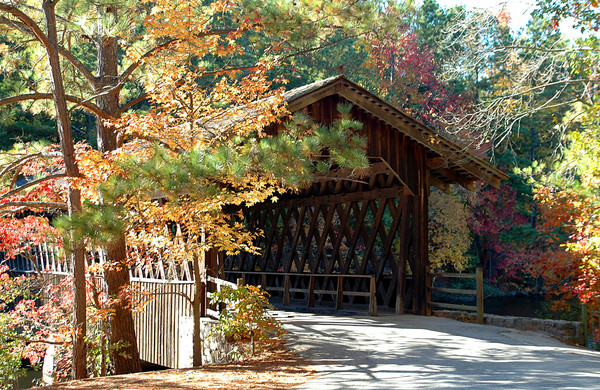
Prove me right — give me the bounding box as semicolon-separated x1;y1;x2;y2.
426;266;432;316
414;149;430;316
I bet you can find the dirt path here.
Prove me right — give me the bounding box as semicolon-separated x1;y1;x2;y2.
36;340;317;390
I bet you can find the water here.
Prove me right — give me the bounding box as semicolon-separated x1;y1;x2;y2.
485;295;550;318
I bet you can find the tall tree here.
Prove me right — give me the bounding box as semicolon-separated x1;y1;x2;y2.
0;1;87;377
1;0;377;374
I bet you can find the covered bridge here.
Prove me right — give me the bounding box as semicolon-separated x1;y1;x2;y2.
220;75;507;315
23;76;507;368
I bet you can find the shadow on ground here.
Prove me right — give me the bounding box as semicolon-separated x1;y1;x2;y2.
278;312;600;389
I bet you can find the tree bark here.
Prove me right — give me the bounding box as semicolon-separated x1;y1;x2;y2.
42;0;87;379
104;235;141;374
95;22;140;374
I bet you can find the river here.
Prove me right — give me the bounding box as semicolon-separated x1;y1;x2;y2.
485;295;568;319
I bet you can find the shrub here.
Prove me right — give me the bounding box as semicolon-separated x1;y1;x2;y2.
210;284;283;356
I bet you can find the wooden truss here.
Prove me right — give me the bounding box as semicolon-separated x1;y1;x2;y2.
225;158;428;313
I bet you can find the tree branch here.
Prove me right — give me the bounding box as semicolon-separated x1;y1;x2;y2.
0;93;107;118
498;45;600;53
0;201;67;210
0;172;67;200
0;4;53;56
117;93;148;114
0;151;62;181
277;32;367;63
0;331;68;345
118;29;238;84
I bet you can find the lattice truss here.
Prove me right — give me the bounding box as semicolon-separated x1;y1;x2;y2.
226;163;422;310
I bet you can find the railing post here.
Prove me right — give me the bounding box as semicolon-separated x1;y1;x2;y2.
261;274;267;290
236;277;244;287
283;274;290;306
336;275;344;310
476;267;484;324
369;275;377;316
308;275;315;308
425;266;432;316
583;302;589;347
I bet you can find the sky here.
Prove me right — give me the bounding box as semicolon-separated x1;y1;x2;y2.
436;0;537;32
433;0;588;39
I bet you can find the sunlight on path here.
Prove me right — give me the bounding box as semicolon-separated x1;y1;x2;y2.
280;312;600;389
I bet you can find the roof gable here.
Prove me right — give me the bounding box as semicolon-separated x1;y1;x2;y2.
283;76;508;190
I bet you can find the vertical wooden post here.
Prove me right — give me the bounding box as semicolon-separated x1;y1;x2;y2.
369;275;377;316
476;267;484;325
283;275;291;306
583;302;589;346
236;278;244;287
336;275;344;310
425;266;432;316
261;274;267;289
396;255;405;315
308;275;315;308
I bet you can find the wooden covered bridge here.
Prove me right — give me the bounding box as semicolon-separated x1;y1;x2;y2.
17;76;506;368
216;75;507;316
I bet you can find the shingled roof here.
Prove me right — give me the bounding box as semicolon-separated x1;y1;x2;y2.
283;75;508;190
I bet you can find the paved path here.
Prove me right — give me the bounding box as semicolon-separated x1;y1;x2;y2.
277;312;600;389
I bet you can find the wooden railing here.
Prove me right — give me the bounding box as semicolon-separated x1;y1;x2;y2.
427;267;484;324
225;271;377;316
205;275;238;320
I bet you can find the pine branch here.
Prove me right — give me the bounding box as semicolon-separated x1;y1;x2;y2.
0;8;96;86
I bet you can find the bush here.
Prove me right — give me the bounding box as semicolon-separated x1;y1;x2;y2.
210;284;283;356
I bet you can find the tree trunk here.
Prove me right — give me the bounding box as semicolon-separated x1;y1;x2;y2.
42;0;87;379
94;21;140;374
104;235;141;374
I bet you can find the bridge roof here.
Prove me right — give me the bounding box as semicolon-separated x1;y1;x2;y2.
283;75;508;190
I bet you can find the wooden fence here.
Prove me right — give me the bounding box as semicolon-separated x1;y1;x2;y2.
427;267;484;324
14;244;381;367
7;244;214;368
226;271;377;316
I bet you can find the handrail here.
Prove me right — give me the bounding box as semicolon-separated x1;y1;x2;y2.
429;272;476;279
205;276;238;320
427;267;484;324
225;271;377;316
226;270;373;279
